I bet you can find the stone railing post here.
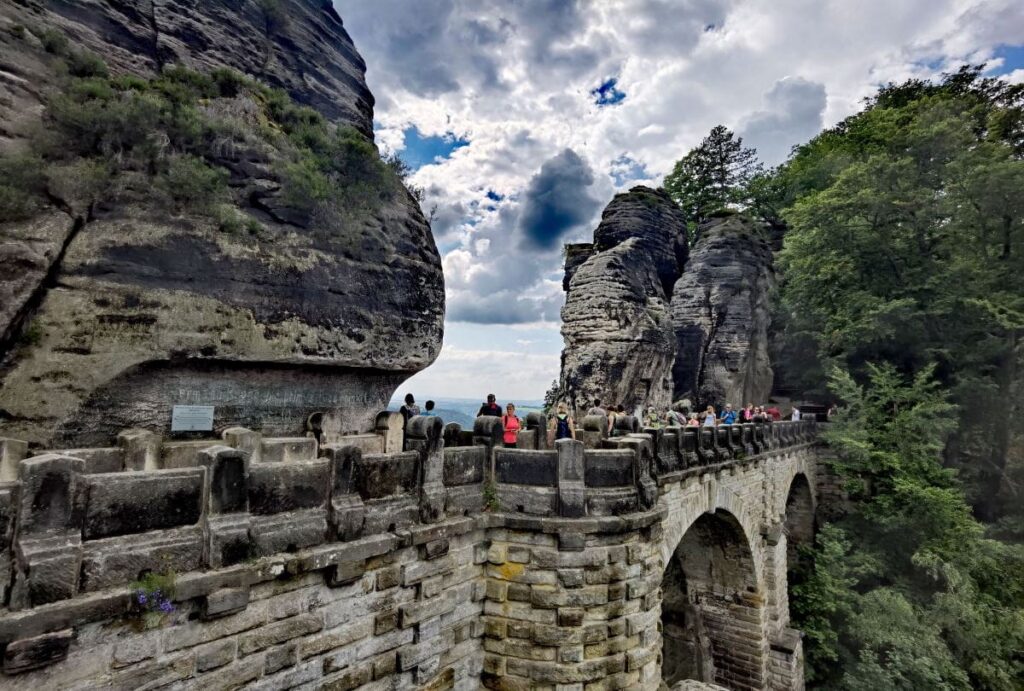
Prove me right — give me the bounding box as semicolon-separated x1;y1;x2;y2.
442;422;462;448
716;425;734;459
617;435;658;509
405;415;445;524
729;424;743;456
222;427;262;463
0;438;27;482
198;445;252;568
612;414;640;438
580;415;608;448
323;444;365;540
117;429;160;471
375;411;406;453
680;427;699;468
11;454;85;609
741;423;757;455
555;438;586;518
473;416;503;484
642;427;662;479
525;412;548;450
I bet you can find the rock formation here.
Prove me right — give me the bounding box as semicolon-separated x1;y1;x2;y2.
559;187;688;414
671;214;774;408
0;1;444;447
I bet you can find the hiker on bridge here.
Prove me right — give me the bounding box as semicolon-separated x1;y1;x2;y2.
501;403;521;448
551;402;576;440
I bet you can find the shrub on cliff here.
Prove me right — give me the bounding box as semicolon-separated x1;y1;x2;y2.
0;33;408;230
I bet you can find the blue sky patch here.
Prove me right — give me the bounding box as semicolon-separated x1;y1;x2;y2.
609;154;651;187
990;44;1024;75
398;126;470;170
591;78;626;107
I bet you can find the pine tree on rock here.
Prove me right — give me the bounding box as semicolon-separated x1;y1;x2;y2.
663;125;762;237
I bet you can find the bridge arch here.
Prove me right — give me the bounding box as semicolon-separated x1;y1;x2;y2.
660;507;769;689
783;472;815;566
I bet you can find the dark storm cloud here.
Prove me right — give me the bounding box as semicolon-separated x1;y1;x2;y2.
517;149;600;251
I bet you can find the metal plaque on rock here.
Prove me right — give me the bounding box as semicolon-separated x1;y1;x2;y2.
171;405;215;432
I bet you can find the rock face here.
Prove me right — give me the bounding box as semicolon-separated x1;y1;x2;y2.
0;1;443;446
671;215;774;408
560;187;688;414
1;0;374;136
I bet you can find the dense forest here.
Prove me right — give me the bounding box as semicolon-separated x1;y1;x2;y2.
664;68;1024;688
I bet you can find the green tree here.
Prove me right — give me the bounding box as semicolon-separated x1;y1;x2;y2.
792;365;1024;689
774;68;1024;524
662;125;762;236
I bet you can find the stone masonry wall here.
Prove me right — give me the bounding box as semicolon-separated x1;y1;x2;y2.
0;418;823;690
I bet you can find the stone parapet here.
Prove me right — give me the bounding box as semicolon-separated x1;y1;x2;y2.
0;417;819;688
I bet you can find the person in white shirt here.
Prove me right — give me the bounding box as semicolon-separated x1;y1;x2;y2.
791;407;801;421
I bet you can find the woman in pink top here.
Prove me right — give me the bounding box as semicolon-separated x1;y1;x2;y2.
502;403;522;448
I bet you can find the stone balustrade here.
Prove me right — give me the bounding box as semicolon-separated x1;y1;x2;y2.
0;415;818;689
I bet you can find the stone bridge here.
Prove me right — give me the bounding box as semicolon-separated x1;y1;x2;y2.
0;415;829;690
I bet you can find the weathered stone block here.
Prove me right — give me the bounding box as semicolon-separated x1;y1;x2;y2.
249;509;328;556
206;513;253;568
16;454;84;538
204;587;251;619
3;629;73;674
80;526;203;592
222;427;262;463
248;460;329;515
264;642;296;674
495;449;557;486
196;638;237;672
327;560;366;587
118;428;161;471
81;468;204;539
352;452;420;500
399;592;456;628
40;447;123;474
261;436;318;463
161;440;220;469
10;533;82;609
239;613;323;655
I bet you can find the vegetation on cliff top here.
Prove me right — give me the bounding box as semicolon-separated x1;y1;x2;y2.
0;26;413;233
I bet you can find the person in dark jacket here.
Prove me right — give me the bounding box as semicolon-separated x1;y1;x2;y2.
399;393;420;422
477;393;501;417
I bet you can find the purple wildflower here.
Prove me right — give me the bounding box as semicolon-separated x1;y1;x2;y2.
159;599;174;614
136;589;148;606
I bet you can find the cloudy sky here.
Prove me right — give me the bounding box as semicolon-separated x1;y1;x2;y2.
333;0;1024;402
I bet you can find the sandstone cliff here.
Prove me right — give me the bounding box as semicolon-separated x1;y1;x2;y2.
0;1;444;446
559;187;688;414
671;215;774;408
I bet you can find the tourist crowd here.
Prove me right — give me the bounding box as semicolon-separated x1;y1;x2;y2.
398;392;816;449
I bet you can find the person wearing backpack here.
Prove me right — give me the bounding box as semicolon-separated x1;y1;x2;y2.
550;402;576;441
502;403;522;448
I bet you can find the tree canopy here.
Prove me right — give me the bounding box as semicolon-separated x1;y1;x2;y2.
770;67;1024;688
662;125;762;236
